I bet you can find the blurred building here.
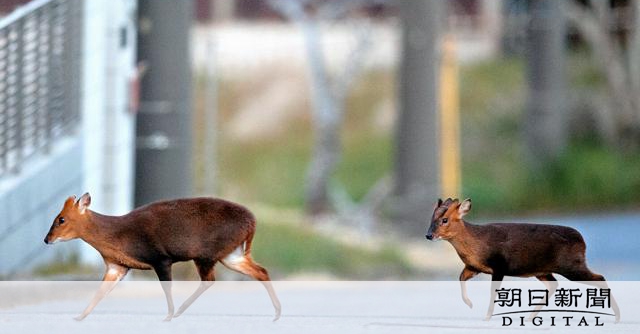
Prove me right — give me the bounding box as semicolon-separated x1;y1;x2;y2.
194;0;498;23
0;0;31;14
194;0;278;22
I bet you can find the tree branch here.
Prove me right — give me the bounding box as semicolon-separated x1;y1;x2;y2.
333;18;373;103
566;0;636;126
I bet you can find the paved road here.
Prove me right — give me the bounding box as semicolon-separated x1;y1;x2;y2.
1;281;637;334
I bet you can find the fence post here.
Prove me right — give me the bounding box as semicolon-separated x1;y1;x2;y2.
66;0;82;129
61;0;72;128
40;5;52;153
0;28;8;173
13;18;25;175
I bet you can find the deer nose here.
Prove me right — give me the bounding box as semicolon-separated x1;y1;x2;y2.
44;236;49;244
425;234;433;240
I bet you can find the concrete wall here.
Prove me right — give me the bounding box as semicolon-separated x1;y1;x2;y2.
80;0;137;264
0;139;83;277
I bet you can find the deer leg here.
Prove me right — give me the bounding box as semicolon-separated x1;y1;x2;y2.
562;268;620;323
153;262;175;322
484;273;504;321
528;274;558;321
173;260;216;318
75;263;129;321
459;267;478;308
221;254;281;321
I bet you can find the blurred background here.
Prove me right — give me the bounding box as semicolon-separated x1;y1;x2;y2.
0;0;638;280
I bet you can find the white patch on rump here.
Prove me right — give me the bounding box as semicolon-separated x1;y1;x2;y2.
223;245;246;265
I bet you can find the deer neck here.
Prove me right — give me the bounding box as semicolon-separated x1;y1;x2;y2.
447;221;484;264
78;211;123;256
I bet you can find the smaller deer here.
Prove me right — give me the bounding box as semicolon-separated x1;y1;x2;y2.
426;198;620;322
44;193;281;321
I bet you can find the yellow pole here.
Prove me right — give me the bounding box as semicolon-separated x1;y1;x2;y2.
439;33;461;199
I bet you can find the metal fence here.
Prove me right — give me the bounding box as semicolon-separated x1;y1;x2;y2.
0;0;82;178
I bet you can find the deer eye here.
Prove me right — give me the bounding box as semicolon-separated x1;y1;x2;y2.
441;218;448;225
58;217;65;225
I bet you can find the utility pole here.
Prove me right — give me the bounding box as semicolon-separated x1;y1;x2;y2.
524;0;567;170
135;0;194;206
393;0;443;235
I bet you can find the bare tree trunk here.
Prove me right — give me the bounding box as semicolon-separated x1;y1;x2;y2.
268;0;372;217
393;0;442;235
524;0;567;169
300;19;342;215
628;0;640;131
203;34;218;195
305;116;342;215
631;1;640;80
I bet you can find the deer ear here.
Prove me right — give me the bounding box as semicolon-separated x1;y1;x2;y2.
77;192;91;214
458;198;472;217
433;198;443;211
64;196;77;208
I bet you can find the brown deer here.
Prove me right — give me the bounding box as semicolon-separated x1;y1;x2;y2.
426;198;620;322
44;193;281;321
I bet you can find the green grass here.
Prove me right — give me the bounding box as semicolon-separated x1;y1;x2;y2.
336;134;392;201
250;212;418;279
527;144;640;210
463;143;640;216
217;136;310;207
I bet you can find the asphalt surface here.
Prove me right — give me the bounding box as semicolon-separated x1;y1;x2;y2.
1;281;638;334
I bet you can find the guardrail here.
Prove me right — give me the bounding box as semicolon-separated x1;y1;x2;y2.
0;0;82;178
